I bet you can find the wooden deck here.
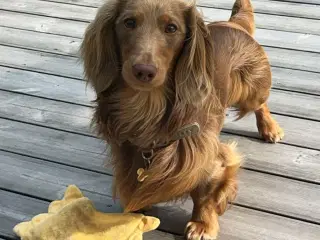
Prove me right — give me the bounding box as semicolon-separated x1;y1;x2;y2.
0;0;319;239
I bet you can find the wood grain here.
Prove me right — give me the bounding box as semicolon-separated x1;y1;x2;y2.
223;113;320;150
1;189;319;240
146;202;320;239
270;0;320;5
1;0;320;35
0;118;109;173
198;0;320;19
0;66;95;105
2;11;320;54
0;45;82;79
0;149;319;227
0;10;87;38
0;26;80;56
23;0;320;20
0;89;319;183
1;44;320;91
200;6;320;35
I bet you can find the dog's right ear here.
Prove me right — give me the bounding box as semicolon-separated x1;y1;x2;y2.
81;0;121;95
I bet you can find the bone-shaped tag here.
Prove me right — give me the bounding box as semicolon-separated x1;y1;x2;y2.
137;168;149;182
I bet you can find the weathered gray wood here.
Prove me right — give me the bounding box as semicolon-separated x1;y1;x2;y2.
220;134;320;183
1;67;319;116
146;203;320;239
2;89;320;183
1;78;320;132
0;189;177;240
255;28;320;53
0;26;80;56
237;170;320;223
271;0;320;5
1;149;319;226
2;190;319;240
264;46;320;73
1;90;319;183
2;25;320;69
0;90;94;134
0;10;86;38
223;113;320;150
0;190;49;238
1;45;320;92
44;0;320;7
1;81;320;145
43;0;104;7
4;25;320;56
17;0;320;20
2;11;320;54
0;0;97;22
0;66;95;105
267;89;320;121
0;45;82;79
1;0;320;35
0;151;119;212
0;119;319;224
198;0;320;19
200;6;320;35
271;67;320;95
0;118;109;173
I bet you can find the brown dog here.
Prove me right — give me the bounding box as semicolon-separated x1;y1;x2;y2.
81;0;284;239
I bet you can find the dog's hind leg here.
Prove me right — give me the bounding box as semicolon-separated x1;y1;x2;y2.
255;103;284;143
228;63;284;143
185;143;242;240
229;0;255;36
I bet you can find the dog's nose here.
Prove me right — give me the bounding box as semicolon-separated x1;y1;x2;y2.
132;64;157;82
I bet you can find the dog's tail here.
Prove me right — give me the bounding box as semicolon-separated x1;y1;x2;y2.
229;0;255;36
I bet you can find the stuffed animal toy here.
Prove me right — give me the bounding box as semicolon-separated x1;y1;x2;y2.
13;185;160;240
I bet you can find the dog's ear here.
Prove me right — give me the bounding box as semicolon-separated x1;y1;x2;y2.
81;0;121;95
175;5;214;105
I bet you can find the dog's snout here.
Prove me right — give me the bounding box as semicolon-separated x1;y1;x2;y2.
132;64;157;82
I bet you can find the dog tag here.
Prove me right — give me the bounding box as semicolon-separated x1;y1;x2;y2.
137;168;148;182
171;122;200;141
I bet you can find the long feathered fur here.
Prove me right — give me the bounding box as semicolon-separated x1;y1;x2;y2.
81;0;282;238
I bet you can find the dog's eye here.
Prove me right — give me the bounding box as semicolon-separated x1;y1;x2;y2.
124;18;136;29
165;24;177;33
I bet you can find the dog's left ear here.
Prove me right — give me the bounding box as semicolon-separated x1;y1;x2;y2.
175;5;214;105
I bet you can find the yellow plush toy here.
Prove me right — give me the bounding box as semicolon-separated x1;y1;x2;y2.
13;185;160;240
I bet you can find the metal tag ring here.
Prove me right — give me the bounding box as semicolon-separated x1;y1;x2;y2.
142;149;154;161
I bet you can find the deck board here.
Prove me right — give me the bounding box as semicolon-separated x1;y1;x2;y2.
1;0;319;239
1;104;319;183
1;149;319;228
1;82;320;126
1;0;320;35
2;33;320;74
198;0;320;19
2;190;319;240
0;88;320;182
2;44;320;95
1;66;319;99
9;0;320;20
2;85;320;149
2;12;320;54
3;26;320;55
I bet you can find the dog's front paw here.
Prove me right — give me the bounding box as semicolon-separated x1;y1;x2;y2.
185;221;218;240
257;117;284;143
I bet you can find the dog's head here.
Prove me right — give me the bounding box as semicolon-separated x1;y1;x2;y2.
81;0;213;103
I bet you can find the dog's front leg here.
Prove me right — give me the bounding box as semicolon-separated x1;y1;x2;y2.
185;143;241;240
185;184;221;240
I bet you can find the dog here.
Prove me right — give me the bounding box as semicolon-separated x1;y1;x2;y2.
81;0;284;239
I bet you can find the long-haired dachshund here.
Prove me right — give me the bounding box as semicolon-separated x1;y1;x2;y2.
81;0;284;238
